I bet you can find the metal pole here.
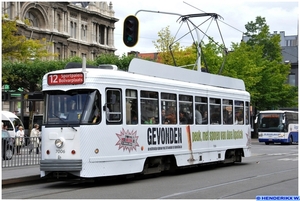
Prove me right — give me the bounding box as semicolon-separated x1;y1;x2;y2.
196;29;201;71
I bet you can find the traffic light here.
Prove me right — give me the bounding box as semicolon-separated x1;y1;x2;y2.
123;15;139;47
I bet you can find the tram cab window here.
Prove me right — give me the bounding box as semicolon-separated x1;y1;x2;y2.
91;93;101;123
106;89;122;124
44;90;101;125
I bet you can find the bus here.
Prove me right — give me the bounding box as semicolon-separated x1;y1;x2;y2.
40;58;251;179
2;111;24;138
255;110;298;145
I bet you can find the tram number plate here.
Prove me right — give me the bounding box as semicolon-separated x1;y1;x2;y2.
48;73;84;85
56;149;65;153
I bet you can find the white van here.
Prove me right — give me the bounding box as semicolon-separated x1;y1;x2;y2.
2;111;24;138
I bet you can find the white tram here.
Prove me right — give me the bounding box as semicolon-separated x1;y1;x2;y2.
40;58;251;179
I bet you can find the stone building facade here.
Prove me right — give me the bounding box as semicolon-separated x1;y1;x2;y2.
2;2;119;60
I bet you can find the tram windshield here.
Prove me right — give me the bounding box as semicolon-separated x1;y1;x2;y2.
44;89;101;125
257;113;284;132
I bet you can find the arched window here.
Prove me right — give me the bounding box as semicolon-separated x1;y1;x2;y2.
25;11;39;27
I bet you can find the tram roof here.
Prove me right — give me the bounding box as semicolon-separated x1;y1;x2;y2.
128;59;245;91
44;58;246;91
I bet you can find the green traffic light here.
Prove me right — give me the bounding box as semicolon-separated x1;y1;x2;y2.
127;36;133;42
123;15;139;47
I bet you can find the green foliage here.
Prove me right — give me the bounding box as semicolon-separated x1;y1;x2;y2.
2;18;57;61
200;40;224;73
242;16;298;109
94;53;135;71
2;60;63;91
244;16;282;62
153;26;182;65
154;17;298;110
1;57;88;91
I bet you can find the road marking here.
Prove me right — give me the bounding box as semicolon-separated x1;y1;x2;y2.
278;158;298;161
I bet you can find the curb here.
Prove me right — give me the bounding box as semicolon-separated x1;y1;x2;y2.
2;175;41;186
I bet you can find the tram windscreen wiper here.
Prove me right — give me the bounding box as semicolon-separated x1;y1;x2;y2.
53;113;78;132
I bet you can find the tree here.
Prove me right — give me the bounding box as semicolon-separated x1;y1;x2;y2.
2;17;56;62
153;26;183;65
241;16;298;110
153;26;226;72
153;19;297;111
2;54;136;93
94;53;135;71
244;16;282;61
1;57;86;92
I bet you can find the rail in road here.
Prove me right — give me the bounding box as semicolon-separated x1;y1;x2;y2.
2;142;298;199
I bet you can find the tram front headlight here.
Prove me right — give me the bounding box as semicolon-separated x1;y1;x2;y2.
55;138;64;148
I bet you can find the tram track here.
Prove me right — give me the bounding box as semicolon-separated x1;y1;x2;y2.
158;167;298;199
3;143;298;199
2;164;298;199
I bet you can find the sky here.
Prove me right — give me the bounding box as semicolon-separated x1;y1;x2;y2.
111;0;298;56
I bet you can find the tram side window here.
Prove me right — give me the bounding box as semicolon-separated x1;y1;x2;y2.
141;91;158;124
161;93;177;124
234;100;244;125
179;95;193;124
223;99;233;124
126;89;138;124
245;102;250;125
106;89;122;124
195;96;208;124
210;98;221;124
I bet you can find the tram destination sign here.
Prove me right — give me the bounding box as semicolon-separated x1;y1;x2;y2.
48;73;84;85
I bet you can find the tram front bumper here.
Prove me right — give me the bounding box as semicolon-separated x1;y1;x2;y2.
40;159;82;172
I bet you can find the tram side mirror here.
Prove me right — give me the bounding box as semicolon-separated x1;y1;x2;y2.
103;105;107;111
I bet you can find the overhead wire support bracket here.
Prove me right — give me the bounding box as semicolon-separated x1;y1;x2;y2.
134;9;226;73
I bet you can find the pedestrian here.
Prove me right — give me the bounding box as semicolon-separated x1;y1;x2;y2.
15;126;25;155
29;124;41;154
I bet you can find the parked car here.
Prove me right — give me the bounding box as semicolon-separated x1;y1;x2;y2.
2;130;15;160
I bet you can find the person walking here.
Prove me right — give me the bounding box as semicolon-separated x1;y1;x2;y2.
15;126;25;155
29;124;41;154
